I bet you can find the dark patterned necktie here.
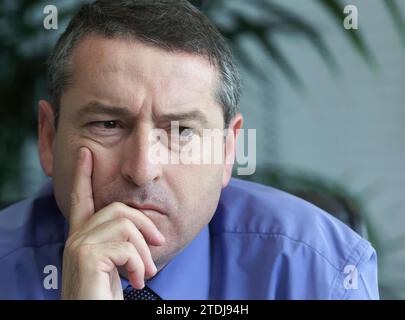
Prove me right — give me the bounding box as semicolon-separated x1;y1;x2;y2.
123;285;162;300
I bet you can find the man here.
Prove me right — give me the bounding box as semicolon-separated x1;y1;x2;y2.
0;0;378;299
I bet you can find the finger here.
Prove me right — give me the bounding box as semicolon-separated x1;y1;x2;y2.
90;242;146;290
78;217;157;278
117;243;146;290
69;147;95;234
81;202;166;246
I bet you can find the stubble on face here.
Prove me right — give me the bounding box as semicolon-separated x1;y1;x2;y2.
51;35;226;269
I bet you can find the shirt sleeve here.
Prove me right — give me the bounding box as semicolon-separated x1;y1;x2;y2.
330;239;380;300
344;248;379;300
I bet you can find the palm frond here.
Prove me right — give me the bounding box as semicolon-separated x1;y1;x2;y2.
383;0;405;45
316;0;378;68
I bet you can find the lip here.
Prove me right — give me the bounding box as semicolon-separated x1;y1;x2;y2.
124;202;165;215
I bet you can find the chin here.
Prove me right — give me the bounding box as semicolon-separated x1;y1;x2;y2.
150;244;174;272
150;232;188;268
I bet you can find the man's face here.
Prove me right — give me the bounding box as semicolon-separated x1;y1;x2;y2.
39;35;241;269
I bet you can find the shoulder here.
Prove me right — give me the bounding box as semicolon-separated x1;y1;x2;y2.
210;178;378;299
0;197;36;259
0;182;65;299
211;177;373;270
0;181;65;260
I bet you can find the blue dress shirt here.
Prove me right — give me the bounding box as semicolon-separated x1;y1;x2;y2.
0;178;379;299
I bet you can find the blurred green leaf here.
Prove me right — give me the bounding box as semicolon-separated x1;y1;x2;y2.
316;0;378;68
383;0;405;45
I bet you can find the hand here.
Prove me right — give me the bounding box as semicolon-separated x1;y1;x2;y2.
61;147;166;300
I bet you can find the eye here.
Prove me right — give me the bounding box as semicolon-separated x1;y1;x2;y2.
166;126;195;149
179;126;194;137
90;120;121;129
100;120;119;129
86;120;124;136
168;125;194;137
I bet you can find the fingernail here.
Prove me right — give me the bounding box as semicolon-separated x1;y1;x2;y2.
151;263;157;275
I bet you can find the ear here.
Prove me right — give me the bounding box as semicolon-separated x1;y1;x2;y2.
222;113;243;188
38;100;56;177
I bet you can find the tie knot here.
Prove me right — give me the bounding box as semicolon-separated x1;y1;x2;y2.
123;285;162;300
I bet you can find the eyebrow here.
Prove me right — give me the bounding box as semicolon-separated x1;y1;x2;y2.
77;101;210;126
76;101;134;119
156;110;209;126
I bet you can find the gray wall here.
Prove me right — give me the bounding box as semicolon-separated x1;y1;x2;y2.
237;0;405;298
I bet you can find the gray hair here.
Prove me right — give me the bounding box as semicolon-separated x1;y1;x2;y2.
47;0;241;128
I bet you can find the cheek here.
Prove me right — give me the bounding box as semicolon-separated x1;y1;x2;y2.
160;165;222;259
52;132;86;218
54;130;122;211
167;164;223;223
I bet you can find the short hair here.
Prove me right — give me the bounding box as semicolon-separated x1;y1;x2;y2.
47;0;241;128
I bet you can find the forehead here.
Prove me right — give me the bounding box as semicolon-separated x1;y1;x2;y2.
67;35;220;115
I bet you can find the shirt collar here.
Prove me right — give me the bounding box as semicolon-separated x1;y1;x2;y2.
122;225;211;300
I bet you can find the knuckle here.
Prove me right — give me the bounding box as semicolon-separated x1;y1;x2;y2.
141;219;154;232
64;234;78;249
115;208;127;219
64;231;85;251
70;191;92;208
110;201;125;212
124;243;145;273
117;217;134;232
70;192;80;207
122;241;134;252
73;244;94;266
138;216;155;233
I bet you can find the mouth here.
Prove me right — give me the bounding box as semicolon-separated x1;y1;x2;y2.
124;202;165;216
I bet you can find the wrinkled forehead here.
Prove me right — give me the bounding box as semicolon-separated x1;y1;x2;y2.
61;35;224;126
70;34;219;98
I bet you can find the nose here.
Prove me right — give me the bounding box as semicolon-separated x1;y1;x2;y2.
120;125;163;187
